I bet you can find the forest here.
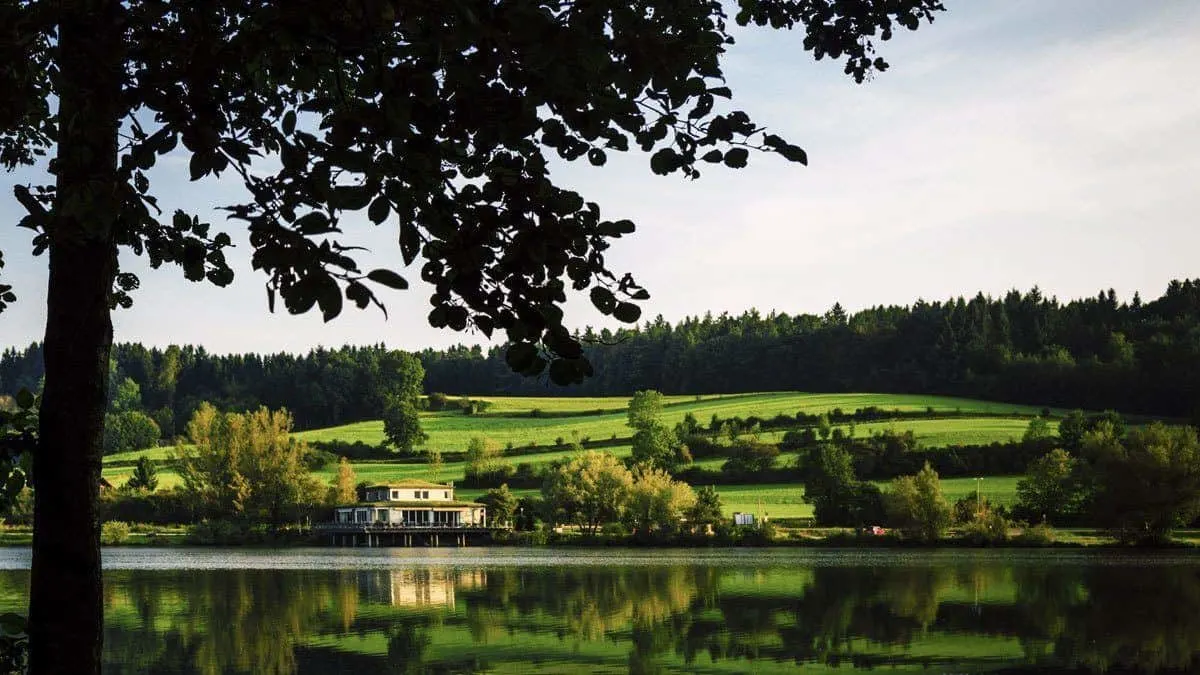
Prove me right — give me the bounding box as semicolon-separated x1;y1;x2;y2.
4;280;1200;432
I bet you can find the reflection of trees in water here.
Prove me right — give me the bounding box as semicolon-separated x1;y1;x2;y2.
69;559;1200;674
102;570;358;675
1023;565;1200;673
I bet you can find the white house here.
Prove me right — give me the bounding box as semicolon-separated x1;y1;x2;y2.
331;479;486;528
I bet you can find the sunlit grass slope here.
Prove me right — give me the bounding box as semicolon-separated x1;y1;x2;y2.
293;392;1050;452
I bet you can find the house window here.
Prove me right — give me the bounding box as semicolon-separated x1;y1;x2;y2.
391;490;400;500
422;490;429;499
355;510;368;523
443;491;449;499
413;490;421;499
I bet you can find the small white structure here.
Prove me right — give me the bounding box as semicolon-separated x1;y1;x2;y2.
733;512;755;526
331;480;486;528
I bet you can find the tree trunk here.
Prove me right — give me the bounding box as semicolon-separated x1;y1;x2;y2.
29;1;123;673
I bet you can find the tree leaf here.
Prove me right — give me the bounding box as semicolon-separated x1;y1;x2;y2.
613;302;642;323
723;148;749;168
505;342;538;372
367;197;390;224
367;269;408;290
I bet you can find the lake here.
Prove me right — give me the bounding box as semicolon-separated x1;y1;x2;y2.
0;547;1197;673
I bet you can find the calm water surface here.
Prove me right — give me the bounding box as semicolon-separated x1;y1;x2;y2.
0;547;1198;674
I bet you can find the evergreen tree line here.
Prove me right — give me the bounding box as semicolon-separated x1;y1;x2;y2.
5;281;1200;429
422;280;1200;417
0;343;425;435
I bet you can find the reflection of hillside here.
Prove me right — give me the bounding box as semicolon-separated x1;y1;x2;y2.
9;557;1199;674
358;568;487;609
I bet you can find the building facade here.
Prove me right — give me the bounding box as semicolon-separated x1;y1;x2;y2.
332;480;487;528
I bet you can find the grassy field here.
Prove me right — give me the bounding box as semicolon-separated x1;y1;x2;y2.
102;393;1043;506
292;392;1051;453
717;477;1021;520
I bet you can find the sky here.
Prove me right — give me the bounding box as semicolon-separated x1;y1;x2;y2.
3;1;1200;355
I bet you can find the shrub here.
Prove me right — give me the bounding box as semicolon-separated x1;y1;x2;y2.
303;448;338;471
426;392;450;411
100;521;131;545
959;511;1010;546
600;522;628;538
529;408;543;418
1014;522;1056;546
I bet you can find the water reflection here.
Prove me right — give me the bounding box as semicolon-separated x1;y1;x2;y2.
0;554;1198;673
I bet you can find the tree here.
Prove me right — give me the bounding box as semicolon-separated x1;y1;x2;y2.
1022;416;1053;444
688;486;724;531
124;455;158;492
542;451;633;535
464;436;504;479
327;457;357;506
721;440;779;476
816;414;833;441
176;403;320;524
630;423;692;474
624;466;696;536
885;462;952;542
427;448;444;482
1058;410;1124;452
627;389;690;472
1014;448;1086;525
1086;422;1200;544
108;377;142;413
801;443;883;526
479;484;518;528
627;390;665;432
0;1;944;669
1057;411;1088;451
101;410;160;455
382;395;427;454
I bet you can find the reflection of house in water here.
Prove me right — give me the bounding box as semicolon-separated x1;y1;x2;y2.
358;568;487;609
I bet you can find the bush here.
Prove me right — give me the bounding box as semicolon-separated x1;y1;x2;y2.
303;448;338;471
426;392;450;411
600;522;628;538
1014;522;1056;546
309;440;394;460
100;488;201;524
100;521;131;545
959;512;1010;546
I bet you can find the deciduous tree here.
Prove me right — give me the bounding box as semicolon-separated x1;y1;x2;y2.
176;404;320;524
479;484;518;527
885;462;952;542
1086;422;1200;544
624;466;696;535
1014;448;1085;525
543;451;633;535
327;457;357;505
688;486;724;531
382;395;426;454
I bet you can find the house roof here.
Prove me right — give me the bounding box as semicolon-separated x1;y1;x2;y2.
364;480;452;490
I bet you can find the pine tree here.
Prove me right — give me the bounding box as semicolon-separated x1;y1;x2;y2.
125;456;158;492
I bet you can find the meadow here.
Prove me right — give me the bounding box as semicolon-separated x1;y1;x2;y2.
102;392;1040;517
292;391;1051;452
